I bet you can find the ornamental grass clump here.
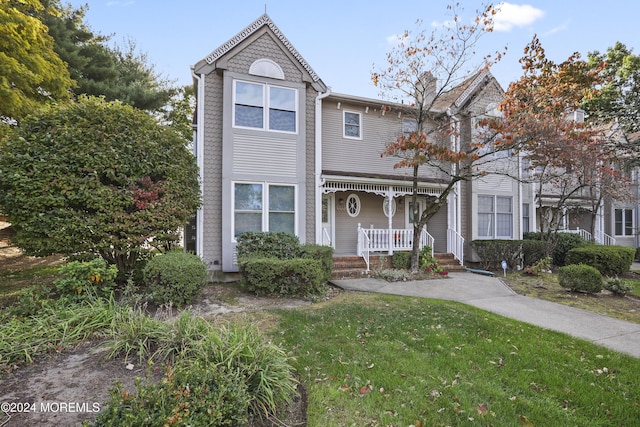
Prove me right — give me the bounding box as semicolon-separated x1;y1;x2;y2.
603;277;634;296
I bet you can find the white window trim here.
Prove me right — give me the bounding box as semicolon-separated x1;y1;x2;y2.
343;110;362;140
232;181;298;242
346;193;361;217
232;80;298;134
614;208;634;236
478;195;513;239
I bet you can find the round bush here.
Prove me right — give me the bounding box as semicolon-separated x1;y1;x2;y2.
143;251;209;306
558;264;603;293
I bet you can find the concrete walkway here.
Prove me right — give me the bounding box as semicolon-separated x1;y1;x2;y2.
331;272;640;358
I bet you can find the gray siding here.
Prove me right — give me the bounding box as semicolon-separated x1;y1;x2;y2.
201;72;224;271
321;99;449;181
200;28;320;273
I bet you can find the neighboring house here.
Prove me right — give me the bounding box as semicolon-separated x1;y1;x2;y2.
190;13;635;277
529;115;638;248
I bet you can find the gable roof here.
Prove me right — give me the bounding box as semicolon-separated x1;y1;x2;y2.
194;14;323;85
433;69;503;113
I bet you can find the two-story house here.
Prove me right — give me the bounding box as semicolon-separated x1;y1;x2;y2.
189;13;535;277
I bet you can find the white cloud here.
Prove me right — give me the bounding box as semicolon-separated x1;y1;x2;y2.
493;3;545;32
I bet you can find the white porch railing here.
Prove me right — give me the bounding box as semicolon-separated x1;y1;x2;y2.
560;228;616;245
595;230;616;246
357;225;371;271
357;223;434;271
560;227;592;241
447;228;465;265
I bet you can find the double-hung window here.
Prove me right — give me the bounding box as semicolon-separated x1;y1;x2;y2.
234;81;297;133
343;111;362;139
478;195;513;238
615;208;634;236
234;183;296;238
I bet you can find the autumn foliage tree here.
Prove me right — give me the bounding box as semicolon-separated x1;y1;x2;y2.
0;96;201;279
483;36;632;238
372;1;506;270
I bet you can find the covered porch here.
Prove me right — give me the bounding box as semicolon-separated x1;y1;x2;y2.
320;175;465;271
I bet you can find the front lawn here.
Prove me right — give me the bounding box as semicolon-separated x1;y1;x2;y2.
271;292;640;426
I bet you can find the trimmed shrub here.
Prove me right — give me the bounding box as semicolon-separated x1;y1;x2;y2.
471;240;522;270
558;264;603;293
300;243;334;283
392;251;412;269
240;257;325;297
143;251;209;307
566;245;635;276
236;231;301;260
604;278;634;296
522;232;590;267
93;361;250;426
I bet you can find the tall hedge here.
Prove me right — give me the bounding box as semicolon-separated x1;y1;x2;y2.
471;240;522;270
236;232;302;260
236;232;333;297
566;245;635;276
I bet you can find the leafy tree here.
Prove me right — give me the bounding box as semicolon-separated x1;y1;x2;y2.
158;85;196;142
0;0;73;121
583;42;640;133
40;1;176;112
0;96;201;278
372;1;506;270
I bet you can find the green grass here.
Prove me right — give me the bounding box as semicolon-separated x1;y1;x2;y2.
271;292;640;426
626;273;640;297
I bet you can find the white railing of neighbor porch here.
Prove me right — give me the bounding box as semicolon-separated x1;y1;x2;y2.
594;230;616;246
447;228;464;265
561;227;616;245
561;228;592;241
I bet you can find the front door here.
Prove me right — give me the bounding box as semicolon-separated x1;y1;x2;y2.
406;198;425;228
322;194;334;247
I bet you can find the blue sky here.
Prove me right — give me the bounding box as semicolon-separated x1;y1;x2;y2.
67;1;639;99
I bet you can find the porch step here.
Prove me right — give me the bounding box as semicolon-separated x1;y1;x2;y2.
433;253;466;272
331;255;390;279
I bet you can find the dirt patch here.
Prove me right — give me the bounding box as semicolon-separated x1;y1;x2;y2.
0;343;163;427
0;281;324;427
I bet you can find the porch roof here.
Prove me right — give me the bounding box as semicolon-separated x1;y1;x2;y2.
321;173;446;197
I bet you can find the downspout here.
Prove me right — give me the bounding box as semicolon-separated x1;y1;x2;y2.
315;87;331;245
518;152;523;239
446;109;462;250
191;68;205;258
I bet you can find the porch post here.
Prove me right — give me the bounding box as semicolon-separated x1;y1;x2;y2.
387;187;394;256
